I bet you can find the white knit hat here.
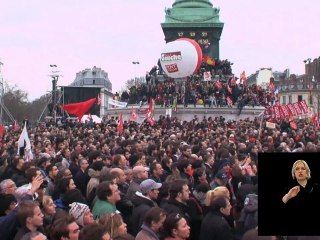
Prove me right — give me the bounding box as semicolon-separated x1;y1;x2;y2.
69;202;89;227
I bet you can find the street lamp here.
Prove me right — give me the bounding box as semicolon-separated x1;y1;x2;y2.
132;61;140;86
303;58;312;64
49;65;62;123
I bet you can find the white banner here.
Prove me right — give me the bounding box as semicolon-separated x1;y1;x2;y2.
266;121;276;129
166;108;172;117
108;98;128;108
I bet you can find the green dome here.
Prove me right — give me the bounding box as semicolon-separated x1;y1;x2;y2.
172;0;213;8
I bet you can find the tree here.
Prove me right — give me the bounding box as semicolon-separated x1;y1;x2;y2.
2;85;29;123
2;85;51;124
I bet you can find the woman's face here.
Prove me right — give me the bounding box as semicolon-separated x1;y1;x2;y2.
83;210;94;226
68;179;76;190
175;218;190;239
45;198;56;215
199;172;207;183
220;199;232;216
117;220;127;236
294;162;308;181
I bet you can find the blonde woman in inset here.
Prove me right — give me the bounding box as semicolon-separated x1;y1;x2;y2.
282;160;313;204
280;159;320;235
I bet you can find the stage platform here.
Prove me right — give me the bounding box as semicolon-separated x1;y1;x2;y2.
104;105;265;122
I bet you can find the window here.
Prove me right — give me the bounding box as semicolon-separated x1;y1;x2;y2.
298;95;303;102
93;80;95;85
282;96;286;105
310;95;313;105
289;95;292;103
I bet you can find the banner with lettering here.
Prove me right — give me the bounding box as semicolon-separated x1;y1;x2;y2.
265;100;310;120
108;98;128;108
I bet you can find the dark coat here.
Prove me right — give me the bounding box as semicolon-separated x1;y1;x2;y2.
161;198;204;240
280;180;320;236
161;199;191;222
131;193;157;236
11;169;27;187
74;170;90;197
0;194;33;240
200;210;233;240
126;178;143;201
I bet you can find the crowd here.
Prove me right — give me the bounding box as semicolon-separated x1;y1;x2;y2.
120;60;276;111
0;114;319;240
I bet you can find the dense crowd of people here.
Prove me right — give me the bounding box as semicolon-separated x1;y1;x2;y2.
0;114;319;240
120;61;276;111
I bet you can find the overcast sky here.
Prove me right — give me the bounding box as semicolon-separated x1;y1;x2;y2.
0;0;319;100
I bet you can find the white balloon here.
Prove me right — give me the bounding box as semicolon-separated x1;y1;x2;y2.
160;38;202;78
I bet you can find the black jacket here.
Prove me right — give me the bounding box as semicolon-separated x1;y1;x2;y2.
131;193;157;236
200;209;233;240
280;180;320;235
161;199;191;222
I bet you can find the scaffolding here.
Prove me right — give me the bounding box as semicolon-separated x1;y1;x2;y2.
0;61;14;124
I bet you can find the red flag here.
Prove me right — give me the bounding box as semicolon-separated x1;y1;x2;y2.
227;85;232;94
287;104;297;116
0;125;5;139
293;102;302;115
274;106;281;119
215;80;222;90
146;106;156;126
280;105;290;118
298;100;310;114
117;113;124;134
203;55;215;66
226;96;233;107
130;108;138;122
148;98;155;114
290;120;297;130
61;97;96;120
147;117;156;126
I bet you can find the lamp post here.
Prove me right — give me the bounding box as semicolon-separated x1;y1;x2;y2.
49;65;61;123
132;61;140;87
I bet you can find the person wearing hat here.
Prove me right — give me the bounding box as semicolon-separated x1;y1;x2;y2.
69;202;94;228
131;179;162;236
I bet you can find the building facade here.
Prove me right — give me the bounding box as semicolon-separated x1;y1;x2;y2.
278;61;320;114
247;68;288;89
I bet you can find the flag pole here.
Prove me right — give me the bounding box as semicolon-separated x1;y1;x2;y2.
258;110;265;141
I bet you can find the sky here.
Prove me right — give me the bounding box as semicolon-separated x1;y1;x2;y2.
0;0;319;101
